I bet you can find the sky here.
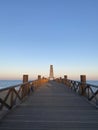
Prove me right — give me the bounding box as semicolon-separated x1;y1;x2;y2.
0;0;98;80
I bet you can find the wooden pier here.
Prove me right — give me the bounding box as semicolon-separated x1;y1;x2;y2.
0;79;98;130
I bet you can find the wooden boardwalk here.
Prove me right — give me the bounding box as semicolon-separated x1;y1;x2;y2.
0;81;98;130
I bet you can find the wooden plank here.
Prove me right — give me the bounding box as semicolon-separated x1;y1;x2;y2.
0;81;98;130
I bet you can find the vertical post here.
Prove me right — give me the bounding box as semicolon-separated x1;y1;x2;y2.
80;75;86;95
10;88;14;108
38;75;41;87
64;75;67;85
64;75;67;79
22;75;28;98
23;75;28;83
38;75;41;80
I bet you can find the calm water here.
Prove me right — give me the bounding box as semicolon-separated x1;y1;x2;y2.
87;80;98;86
0;80;98;89
0;80;22;89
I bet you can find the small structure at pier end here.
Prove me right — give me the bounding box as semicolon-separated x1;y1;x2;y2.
49;65;54;80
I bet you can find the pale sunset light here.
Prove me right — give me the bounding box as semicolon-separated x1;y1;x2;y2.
0;1;98;129
0;0;98;80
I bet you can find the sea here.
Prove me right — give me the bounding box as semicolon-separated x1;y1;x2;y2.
0;80;98;90
0;80;22;89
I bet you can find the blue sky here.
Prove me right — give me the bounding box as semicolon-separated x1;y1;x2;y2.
0;0;98;80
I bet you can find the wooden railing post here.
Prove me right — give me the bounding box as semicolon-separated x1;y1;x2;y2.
64;75;67;85
38;75;41;87
80;75;86;95
38;75;41;80
10;88;14;108
22;75;29;97
23;75;28;83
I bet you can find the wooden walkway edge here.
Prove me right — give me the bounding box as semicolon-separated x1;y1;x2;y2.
0;81;98;130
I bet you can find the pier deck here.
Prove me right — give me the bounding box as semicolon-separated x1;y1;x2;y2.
0;81;98;130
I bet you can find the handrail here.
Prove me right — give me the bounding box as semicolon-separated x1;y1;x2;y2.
0;81;33;92
55;78;98;108
0;78;48;111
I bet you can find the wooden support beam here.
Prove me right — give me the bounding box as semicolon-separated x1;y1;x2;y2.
80;75;86;95
23;75;28;83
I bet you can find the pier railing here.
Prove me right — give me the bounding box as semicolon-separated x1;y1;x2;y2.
0;75;48;113
55;75;98;108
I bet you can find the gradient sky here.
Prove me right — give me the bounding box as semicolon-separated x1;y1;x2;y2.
0;0;98;80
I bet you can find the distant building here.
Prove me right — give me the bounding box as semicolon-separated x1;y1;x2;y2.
49;65;54;80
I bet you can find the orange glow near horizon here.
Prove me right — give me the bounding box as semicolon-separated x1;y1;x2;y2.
0;73;97;81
